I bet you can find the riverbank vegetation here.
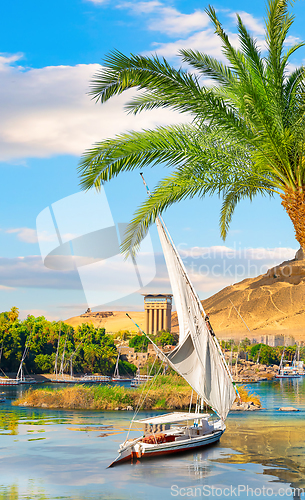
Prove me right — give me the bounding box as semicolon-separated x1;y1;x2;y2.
0;307;302;380
0;308;179;377
129;331;178;352
0;308;136;376
14;375;261;411
221;338;303;366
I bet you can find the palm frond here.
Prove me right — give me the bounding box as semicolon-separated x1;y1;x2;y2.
120;142;280;255
79;0;305;252
179;49;237;86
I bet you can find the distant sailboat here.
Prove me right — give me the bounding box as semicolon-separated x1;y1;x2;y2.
275;348;300;379
109;178;237;466
16;329;36;384
112;350;132;382
0;330;36;385
0;341;20;386
53;323;62;378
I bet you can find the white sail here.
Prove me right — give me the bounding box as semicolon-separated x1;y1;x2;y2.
156;217;236;420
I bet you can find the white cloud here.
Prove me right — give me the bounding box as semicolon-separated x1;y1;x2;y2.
0;53;23;72
177;245;296;261
149;29;225;60
0;285;15;291
118;1;162;14
118;1;209;36
148;7;209;35
85;0;109;4
19;308;49;319
0;255;81;289
0;56;188;162
228;11;265;36
284;35;302;46
6;227;38;243
147;245;298;300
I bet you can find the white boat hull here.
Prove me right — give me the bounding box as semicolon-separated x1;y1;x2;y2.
109;424;225;467
112;377;132;382
0;378;20;386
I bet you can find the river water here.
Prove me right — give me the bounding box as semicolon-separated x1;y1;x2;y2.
0;379;305;500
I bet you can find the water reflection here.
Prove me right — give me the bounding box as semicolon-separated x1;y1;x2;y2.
1;380;305;499
220;417;305;488
0;484;48;500
0;412;18;435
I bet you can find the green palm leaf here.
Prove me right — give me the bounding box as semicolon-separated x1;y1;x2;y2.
79;0;305;254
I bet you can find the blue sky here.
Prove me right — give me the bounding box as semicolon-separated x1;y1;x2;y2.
0;0;304;320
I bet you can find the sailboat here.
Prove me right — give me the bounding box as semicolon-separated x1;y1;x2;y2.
275;348;300;379
0;332;36;385
109;196;237;466
0;341;20;386
16;334;37;384
112;350;132;382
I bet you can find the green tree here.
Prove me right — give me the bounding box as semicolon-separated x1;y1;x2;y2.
250;343;279;365
8;306;19;323
129;334;149;352
118;359;137;375
155;331;176;347
0;313;119;375
79;0;305;256
34;354;54;373
240;338;251;351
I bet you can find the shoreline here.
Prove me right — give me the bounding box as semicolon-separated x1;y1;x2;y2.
12;377;262;412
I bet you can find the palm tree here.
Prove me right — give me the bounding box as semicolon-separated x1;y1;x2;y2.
79;0;305;256
8;307;19;323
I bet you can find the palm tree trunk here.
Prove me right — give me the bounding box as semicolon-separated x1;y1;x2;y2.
281;189;305;254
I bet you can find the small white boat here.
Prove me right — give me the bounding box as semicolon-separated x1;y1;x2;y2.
19;377;37;384
109;181;237;467
0;392;6;402
130;374;153;387
275;370;300;379
79;375;111;383
0;378;20;386
275;349;300;379
0;343;20;385
109;412;225;467
112;377;132;382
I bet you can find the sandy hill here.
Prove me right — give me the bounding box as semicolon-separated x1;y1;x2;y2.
173;249;305;342
66;250;305;342
65;310;146;334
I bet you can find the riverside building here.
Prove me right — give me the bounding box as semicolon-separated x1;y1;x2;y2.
143;294;172;335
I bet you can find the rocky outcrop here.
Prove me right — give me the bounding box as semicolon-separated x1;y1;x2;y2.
278;406;299;411
231;401;262;411
171;249;305;341
232;360;277;382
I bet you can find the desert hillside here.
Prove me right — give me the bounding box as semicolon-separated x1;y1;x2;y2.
195;250;305;341
66;250;305;342
65;310;146;333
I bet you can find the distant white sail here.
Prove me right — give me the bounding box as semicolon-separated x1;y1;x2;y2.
156;217;236;420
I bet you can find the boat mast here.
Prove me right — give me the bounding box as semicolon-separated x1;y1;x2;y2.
278;348;285;374
0;341;6;378
17;327;33;381
292;346;297;369
54;322;62;377
114;351;120;378
59;335;67;377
